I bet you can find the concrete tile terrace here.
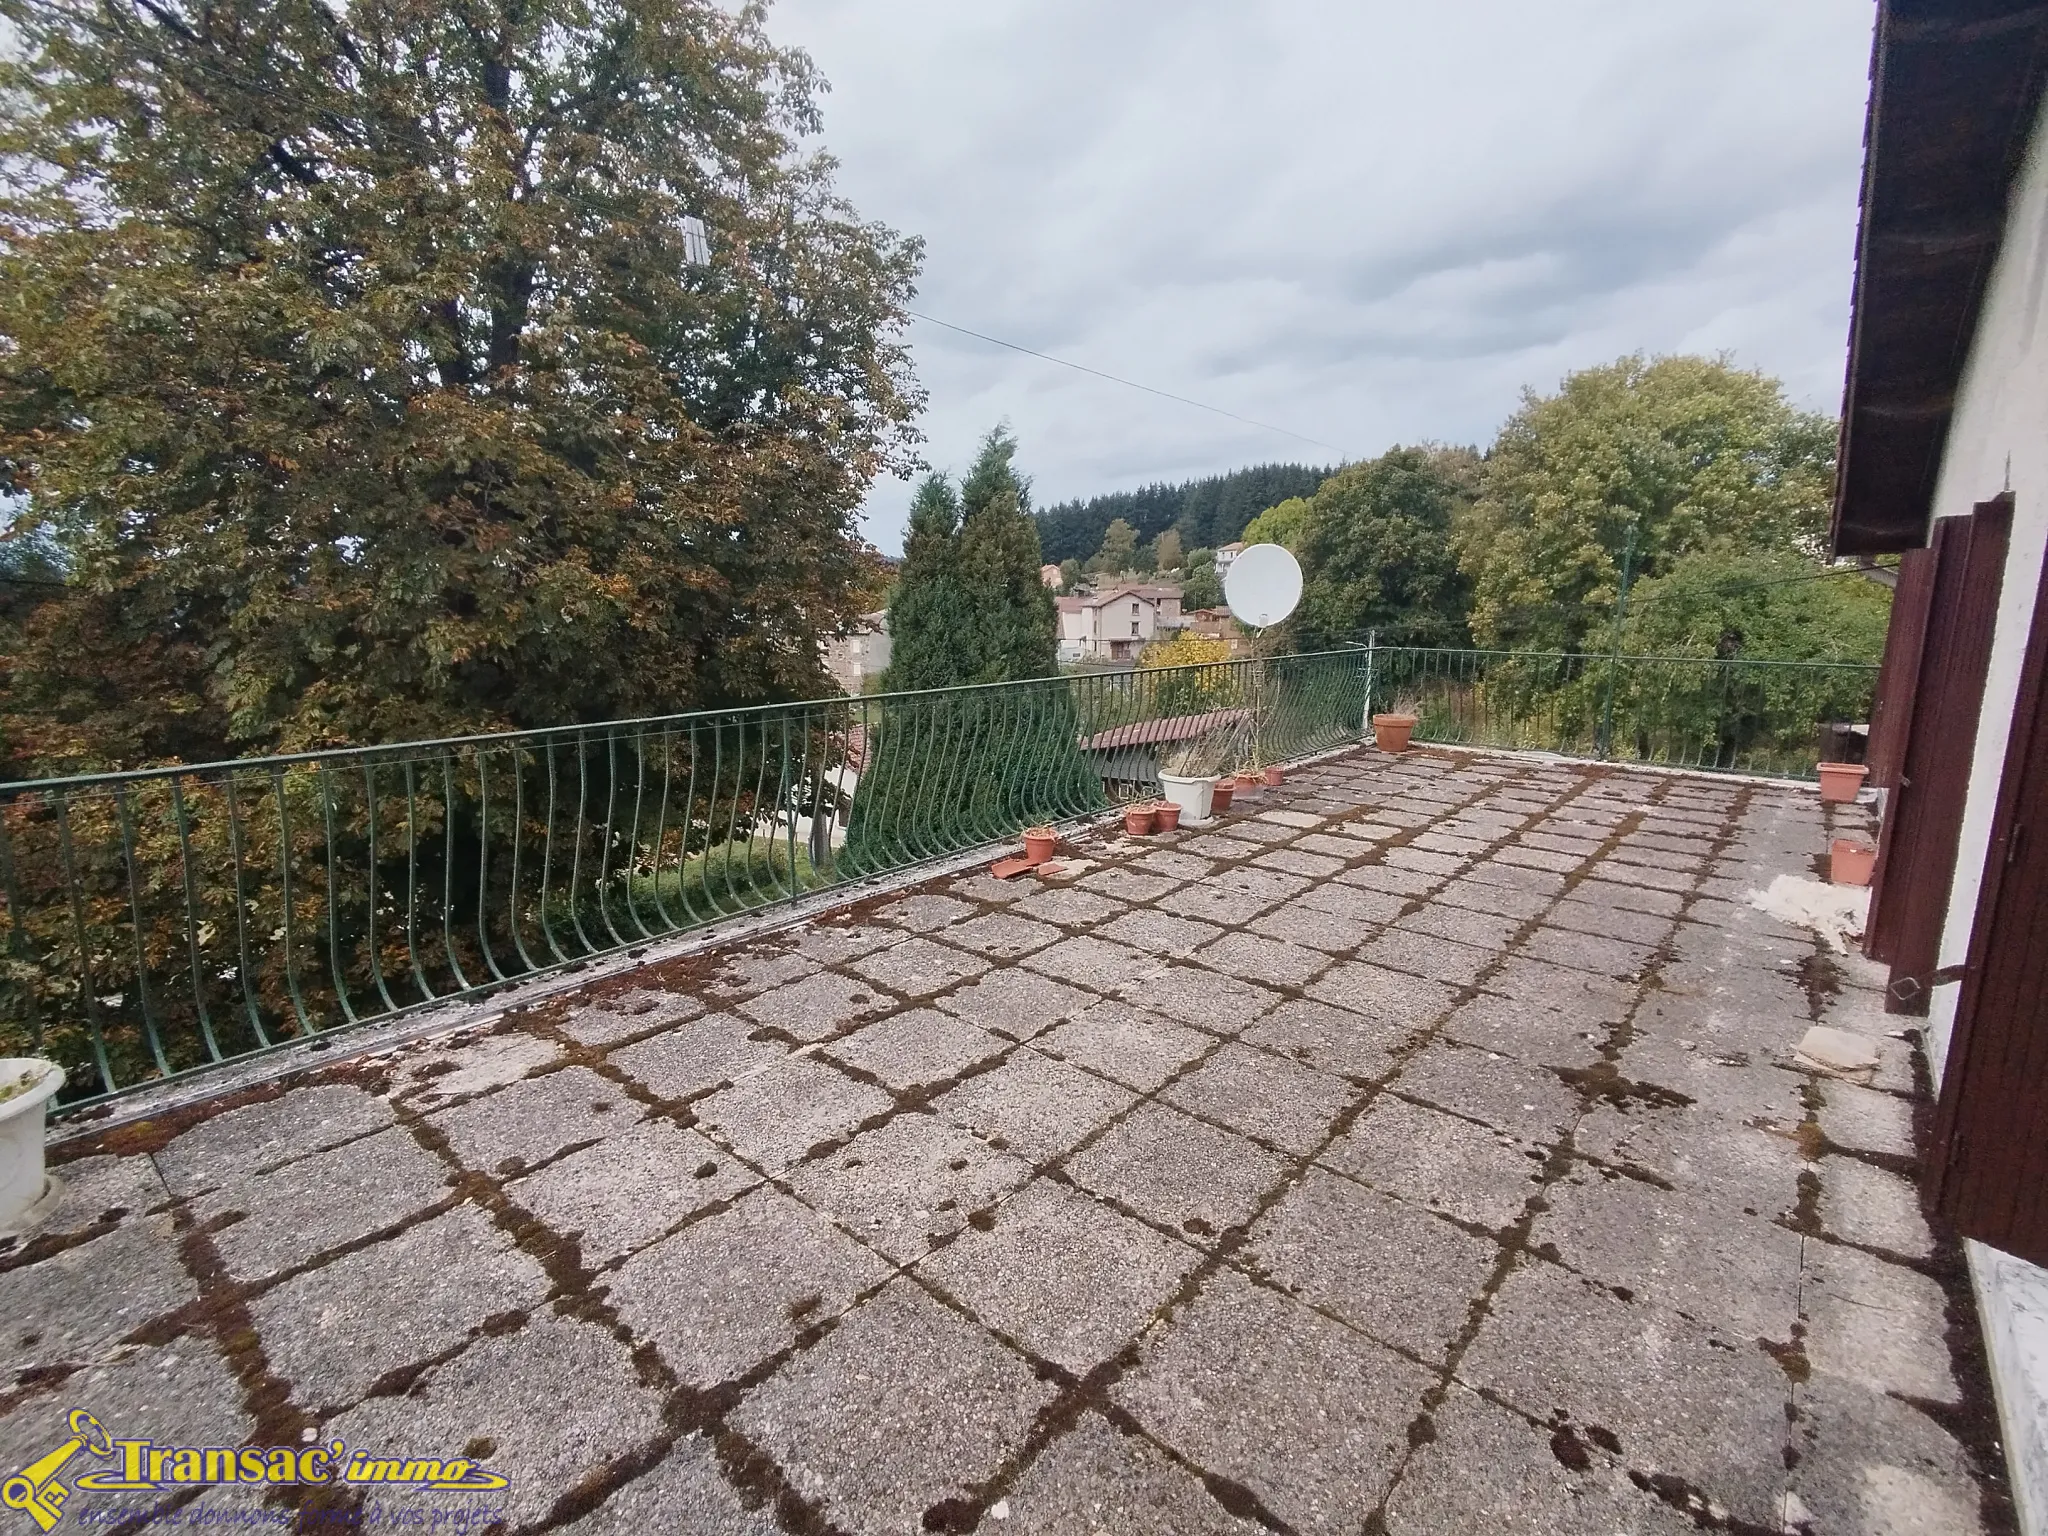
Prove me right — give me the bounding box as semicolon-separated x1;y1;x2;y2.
0;748;2013;1534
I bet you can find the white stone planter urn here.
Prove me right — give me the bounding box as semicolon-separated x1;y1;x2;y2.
1157;773;1214;826
0;1058;65;1231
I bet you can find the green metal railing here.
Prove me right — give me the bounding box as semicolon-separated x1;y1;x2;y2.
0;651;1369;1104
0;644;1874;1105
1360;644;1878;778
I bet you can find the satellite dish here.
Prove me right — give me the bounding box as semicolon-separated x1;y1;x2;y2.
1223;543;1303;628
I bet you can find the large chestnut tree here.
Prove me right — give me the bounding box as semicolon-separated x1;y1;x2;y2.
0;0;923;772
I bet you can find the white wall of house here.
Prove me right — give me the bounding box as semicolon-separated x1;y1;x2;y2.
1919;85;2048;1536
1056;587;1180;662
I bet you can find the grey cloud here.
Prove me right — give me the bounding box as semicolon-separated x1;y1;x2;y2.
768;0;1875;548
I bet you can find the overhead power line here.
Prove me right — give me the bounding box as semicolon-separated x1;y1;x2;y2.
905;309;1348;457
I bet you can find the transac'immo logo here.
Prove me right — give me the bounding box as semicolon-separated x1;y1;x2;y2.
2;1411;509;1532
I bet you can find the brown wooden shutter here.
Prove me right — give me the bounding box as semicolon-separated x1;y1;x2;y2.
1864;545;1938;793
1862;496;2012;1005
1930;527;2048;1268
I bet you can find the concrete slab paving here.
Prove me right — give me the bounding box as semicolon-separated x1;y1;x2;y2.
731;1279;1058;1536
999;1409;1265;1534
919;1179;1200;1372
1457;1260;1793;1527
323;1310;664;1528
1322;1092;1548;1231
0;1337;251;1530
936;964;1094;1041
1113;1268;1435;1534
428;1063;641;1175
507;1115;758;1264
1034;999;1213;1093
3;1215;198;1375
558;1430;781;1536
935;1046;1136;1162
824;1007;1007;1093
608;1011;787;1100
1239;995;1411;1081
1065;1100;1288;1241
250;1202;548;1411
691;1054;894;1172
1383;1384;1697;1535
7;746;2010;1536
153;1082;394;1193
606;1184;893;1387
784;1110;1032;1261
1242;1166;1498;1363
1160;1040;1354;1156
194;1122;451;1281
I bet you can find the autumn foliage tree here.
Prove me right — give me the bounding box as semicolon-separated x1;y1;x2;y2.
0;0;924;775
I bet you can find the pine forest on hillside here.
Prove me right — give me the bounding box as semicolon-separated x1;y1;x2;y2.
1034;463;1333;563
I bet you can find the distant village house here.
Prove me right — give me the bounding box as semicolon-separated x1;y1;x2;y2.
1056;584;1184;663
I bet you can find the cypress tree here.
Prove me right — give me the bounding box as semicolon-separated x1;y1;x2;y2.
848;429;1096;868
881;475;975;691
956;428;1059;682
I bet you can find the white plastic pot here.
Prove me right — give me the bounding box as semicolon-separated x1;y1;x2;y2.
0;1058;65;1231
1158;773;1214;826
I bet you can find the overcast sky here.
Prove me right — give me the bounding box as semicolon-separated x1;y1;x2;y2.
768;0;1877;554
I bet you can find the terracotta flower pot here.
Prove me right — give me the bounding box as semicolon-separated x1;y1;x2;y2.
1234;772;1264;801
1023;826;1057;864
1152;800;1182;831
1262;764;1284;788
1123;803;1156;836
1817;762;1869;804
1373;713;1418;753
1210;779;1235;814
1830;837;1878;887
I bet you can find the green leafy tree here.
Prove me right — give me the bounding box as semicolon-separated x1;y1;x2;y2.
1152;528;1183;573
1621;547;1891;663
1604;546;1891;768
1459;355;1835;655
1297;448;1474;647
1183;548;1223;610
0;0;923;772
1057;558;1083;591
1091;517;1139;576
1242;496;1311;551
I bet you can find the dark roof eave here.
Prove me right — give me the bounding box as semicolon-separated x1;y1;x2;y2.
1831;1;2048;556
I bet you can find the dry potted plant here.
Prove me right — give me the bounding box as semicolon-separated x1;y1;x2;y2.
1152;799;1182;831
1023;826;1058;864
1123;801;1156;836
1159;720;1248;826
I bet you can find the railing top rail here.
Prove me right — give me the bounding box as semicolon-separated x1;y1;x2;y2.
0;643;1876;797
0;646;1329;796
1363;644;1880;673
